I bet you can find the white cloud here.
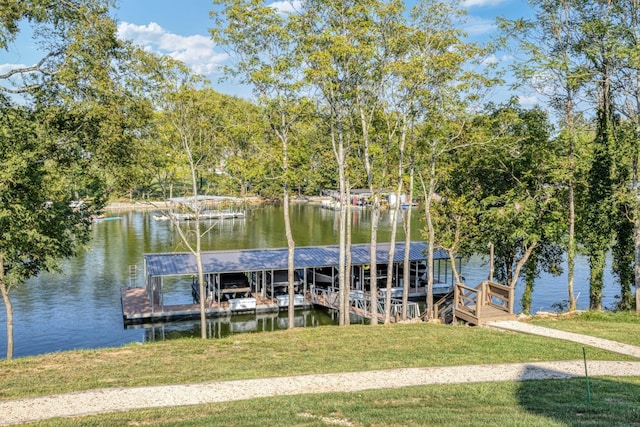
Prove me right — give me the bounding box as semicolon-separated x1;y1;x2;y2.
0;63;27;75
269;1;302;14
482;54;499;66
518;95;539;106
117;22;228;76
463;0;506;7
464;16;496;36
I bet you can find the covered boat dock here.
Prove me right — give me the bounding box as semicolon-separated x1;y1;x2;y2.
121;241;458;324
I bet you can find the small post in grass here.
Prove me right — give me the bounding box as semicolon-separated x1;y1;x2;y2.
583;347;591;403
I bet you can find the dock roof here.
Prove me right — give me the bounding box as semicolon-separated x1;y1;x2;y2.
144;241;451;277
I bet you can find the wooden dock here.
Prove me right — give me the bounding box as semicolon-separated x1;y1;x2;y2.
121;287;312;324
434;280;515;325
129;241;457;325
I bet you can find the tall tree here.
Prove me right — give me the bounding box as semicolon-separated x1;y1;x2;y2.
0;0;155;359
576;0;618;310
212;0;306;327
500;0;589;311
295;0;369;325
611;0;640;310
403;0;496;319
157;80;227;339
457;104;563;305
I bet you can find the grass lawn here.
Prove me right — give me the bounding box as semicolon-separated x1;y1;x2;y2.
1;314;639;426
31;377;640;426
529;310;640;346
1;320;638;400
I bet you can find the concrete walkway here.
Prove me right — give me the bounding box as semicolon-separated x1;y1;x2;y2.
1;322;639;425
486;320;640;358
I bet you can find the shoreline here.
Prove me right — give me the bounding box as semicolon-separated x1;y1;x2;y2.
103;196;329;211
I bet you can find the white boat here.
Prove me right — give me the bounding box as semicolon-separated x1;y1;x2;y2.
228;297;257;311
378;287;405;299
310;266;338;286
276;294;306;307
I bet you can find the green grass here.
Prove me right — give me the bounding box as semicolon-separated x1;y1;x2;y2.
0;321;636;401
31;377;640;426
529;310;640;347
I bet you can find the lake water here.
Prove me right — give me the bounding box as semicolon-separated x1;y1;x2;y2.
0;204;620;358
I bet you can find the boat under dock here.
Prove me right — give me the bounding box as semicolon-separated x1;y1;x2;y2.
121;287;312;324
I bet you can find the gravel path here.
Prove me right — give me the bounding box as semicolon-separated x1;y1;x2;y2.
1;322;639;426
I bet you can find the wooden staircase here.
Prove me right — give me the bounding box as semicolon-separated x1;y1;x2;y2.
435;280;515;326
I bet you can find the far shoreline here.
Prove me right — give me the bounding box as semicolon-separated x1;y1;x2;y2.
103;196;332;212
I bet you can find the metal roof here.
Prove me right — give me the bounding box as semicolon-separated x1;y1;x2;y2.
144;242;452;277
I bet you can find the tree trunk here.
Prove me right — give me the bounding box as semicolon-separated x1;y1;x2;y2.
521;257;536;315
0;252;14;360
196;252;206;339
192;174;207;340
634;29;640;308
384;197;400;325
343;184;351;326
589;250;605;310
508;243;537;289
566;89;577;311
284;188;296;328
401;161;415;320
360;104;379;325
281;123;296;328
369;196;379;325
568;180;576;310
635;158;640;308
423;152;437;320
385;124;407;324
338;182;348;326
334;119;349;326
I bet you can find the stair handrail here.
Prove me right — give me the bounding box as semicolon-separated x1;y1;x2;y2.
482;280;514;314
434;289;455;321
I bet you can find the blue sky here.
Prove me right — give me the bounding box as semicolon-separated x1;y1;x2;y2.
3;0;534;103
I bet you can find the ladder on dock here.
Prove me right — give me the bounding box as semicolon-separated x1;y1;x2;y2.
309;287;421;322
128;265;138;288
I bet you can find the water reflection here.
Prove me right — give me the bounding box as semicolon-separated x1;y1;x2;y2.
135;309;339;341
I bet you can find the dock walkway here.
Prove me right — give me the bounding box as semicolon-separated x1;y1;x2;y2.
309;287;421;323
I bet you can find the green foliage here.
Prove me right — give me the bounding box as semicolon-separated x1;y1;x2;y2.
445;102;563;289
0;0;169;358
0;104;94;287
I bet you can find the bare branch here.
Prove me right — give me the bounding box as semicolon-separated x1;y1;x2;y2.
0;51;62;80
0;50;63;93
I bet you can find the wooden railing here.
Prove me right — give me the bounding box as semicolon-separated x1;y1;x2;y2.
309;287;421;321
453;280;514;325
483;281;514;313
309;286;340;308
434;289;455;322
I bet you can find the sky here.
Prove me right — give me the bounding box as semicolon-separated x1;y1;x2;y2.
2;0;535;104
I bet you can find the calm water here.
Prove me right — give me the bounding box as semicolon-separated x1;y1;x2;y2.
0;204;619;358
